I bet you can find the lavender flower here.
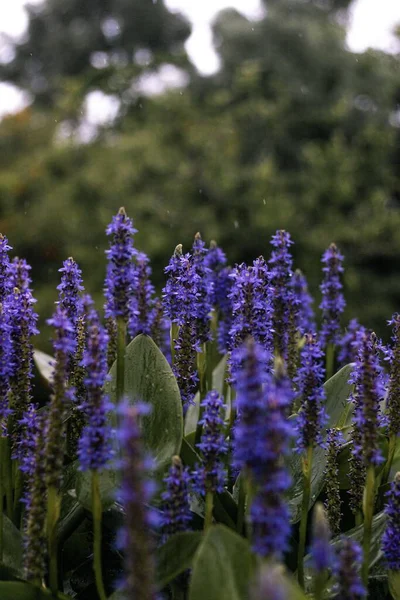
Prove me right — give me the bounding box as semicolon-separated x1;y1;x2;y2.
205;241;233;353
17;404;40;486
129;251;155;339
268;230;294;357
57;257;84;326
117;402;157;600
104;207;137;322
78;309;112;471
292;269;315;334
161;456;192;540
11;257;32;291
351;331;384;467
23;411;47;583
45;306;76;489
194;390;227;495
310;503;333;574
386;314;400;437
8;285;38;451
295;333;327;452
324;428;343;535
234;340;293;558
320;243;345;347
382;471;400;570
335;538;366;599
0;234;12;301
0;303;12;433
173;321;199;412
338;319;366;366
192;232;213;343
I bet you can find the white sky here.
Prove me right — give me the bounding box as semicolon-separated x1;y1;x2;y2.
0;0;399;120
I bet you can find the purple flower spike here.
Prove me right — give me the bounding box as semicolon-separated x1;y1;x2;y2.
192;232;213;344
292;269;315;334
11;257;32;291
335;538;366;599
105;207;137;321
194;390;227;495
386;314;400;437
234;340;293;559
45;306;76;489
57;257;84;326
117;401;157;600
173;321;199;412
338;319;365;366
320;243;345;347
161;456;192;540
129;251;155;339
268;230;294;357
351;331;384;467
205;241;233;353
382;472;400;570
0;303;12;433
0;234;12;301
78;309;112;471
295;333;327;452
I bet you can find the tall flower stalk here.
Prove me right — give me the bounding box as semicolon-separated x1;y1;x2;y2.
310;503;333;600
295;332;327;587
381;314;400;488
105;207;136;411
77;309;112;600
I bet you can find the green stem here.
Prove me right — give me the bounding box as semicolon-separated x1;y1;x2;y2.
195;344;208;445
92;471;107;600
116;317;126;407
355;511;363;527
47;485;61;596
204;490;214;531
381;433;397;490
326;343;335;381
236;473;246;535
4;440;12;520
13;466;23;526
0;438;4;562
170;322;179;365
314;572;327;600
297;445;313;589
362;465;376;587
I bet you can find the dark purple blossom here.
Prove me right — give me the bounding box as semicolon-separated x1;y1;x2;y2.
0;234;12;301
129;251;155;339
104;207;137;321
292;269;315;334
17;404;40;484
191;232;213;343
0;303;12;433
23;411;47;583
350;331;384;467
386;314;400;436
324;428;343;535
11;257;32;291
320;243;345;347
163;245;202;326
205;241;233;353
295;333;327;451
45;306;76;489
194;390;227;495
310;503;333;574
78;309;112;471
161;456;192;540
173;321;199;412
117;401;157;600
268;230;294;357
335;538;366;599
382;471;400;570
233;340;293;558
338;319;365;366
57;257;84;327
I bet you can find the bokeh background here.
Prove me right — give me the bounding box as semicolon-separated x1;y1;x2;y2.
0;0;400;347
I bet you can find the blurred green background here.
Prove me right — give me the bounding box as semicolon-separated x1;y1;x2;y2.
0;0;400;347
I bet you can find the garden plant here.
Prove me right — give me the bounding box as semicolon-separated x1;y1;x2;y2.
0;207;399;599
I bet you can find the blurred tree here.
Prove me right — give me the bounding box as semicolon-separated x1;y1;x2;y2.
0;0;400;343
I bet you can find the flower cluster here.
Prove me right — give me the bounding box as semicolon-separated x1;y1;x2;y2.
57;257;84;327
292;269;315;334
129;251;155;338
338;318;365;366
382;472;400;570
335;538;366;599
161;456;192;540
386;314;400;436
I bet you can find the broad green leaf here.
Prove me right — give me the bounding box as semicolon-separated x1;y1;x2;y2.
105;334;183;467
33;349;54;385
389;571;400;600
189;525;254;600
0;582;71;599
75;469;117;511
288;364;354;523
184;354;229;437
1;515;23;576
156;531;202;590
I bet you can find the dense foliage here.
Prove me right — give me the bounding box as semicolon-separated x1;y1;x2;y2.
0;0;400;343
